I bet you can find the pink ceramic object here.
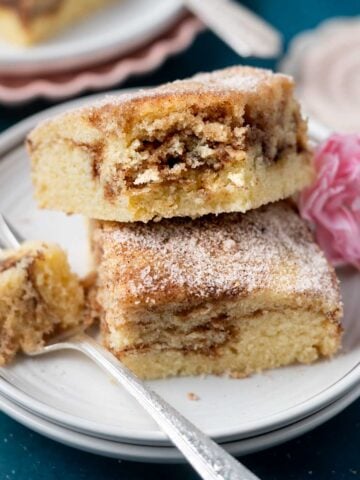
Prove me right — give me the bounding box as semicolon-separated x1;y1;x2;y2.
0;16;204;104
280;18;360;133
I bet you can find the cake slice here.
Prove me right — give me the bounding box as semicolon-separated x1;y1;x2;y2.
0;241;85;365
28;66;313;223
90;201;343;380
0;0;113;46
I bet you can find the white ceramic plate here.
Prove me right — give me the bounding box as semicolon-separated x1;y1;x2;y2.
1;383;359;462
0;90;359;447
0;0;183;75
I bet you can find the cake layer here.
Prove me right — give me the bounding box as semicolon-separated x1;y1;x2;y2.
108;310;341;380
91;201;343;379
28;66;313;222
0;241;85;364
0;0;112;45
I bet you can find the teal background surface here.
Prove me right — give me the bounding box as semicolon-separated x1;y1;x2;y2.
0;1;359;478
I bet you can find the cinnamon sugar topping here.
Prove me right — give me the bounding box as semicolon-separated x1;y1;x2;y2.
97;201;340;310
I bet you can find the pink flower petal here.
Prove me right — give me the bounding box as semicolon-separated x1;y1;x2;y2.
299;133;360;269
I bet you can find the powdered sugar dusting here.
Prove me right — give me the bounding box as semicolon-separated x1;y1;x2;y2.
190;68;282;92
98;202;340;311
98;66;292;105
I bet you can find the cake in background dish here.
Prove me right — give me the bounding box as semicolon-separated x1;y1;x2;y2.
90;201;342;380
28;66;313;223
0;241;85;365
0;0;115;45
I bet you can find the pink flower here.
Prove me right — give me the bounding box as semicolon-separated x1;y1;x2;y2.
299;133;360;269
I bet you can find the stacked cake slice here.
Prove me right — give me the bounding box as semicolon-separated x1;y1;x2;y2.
90;203;341;379
29;66;312;222
28;66;343;379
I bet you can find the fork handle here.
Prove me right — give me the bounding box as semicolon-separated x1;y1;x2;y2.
0;205;259;478
183;0;282;58
60;333;260;480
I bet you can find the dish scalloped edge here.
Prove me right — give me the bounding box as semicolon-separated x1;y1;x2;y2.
0;16;204;104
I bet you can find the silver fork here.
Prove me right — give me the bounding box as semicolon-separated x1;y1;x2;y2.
0;214;260;480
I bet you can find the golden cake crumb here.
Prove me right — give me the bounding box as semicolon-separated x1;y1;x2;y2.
187;392;200;401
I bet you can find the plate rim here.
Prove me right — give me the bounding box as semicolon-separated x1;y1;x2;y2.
1;357;360;446
1;89;359;446
0;16;203;105
0;0;184;75
0;383;359;463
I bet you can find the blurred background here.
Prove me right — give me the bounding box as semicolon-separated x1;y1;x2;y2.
0;0;359;132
